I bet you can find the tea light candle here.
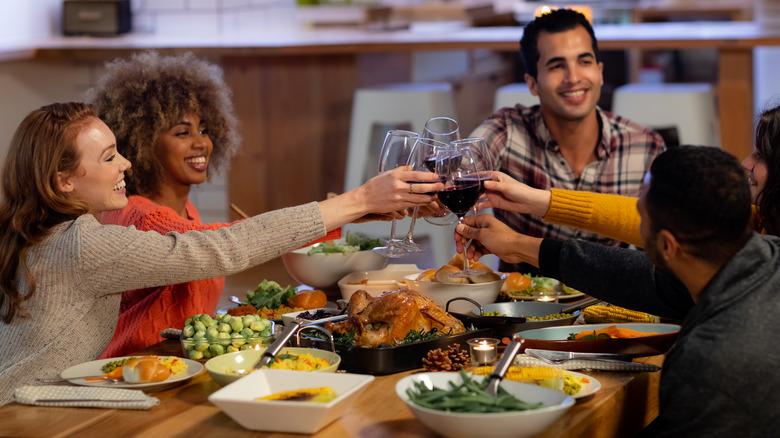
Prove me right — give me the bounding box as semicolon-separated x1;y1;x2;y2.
467;338;499;366
532;290;561;303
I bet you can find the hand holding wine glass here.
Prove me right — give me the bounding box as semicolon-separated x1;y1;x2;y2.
422;116;461;226
435;144;484;278
373;129;419;258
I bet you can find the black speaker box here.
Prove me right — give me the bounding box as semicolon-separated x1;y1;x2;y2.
63;0;132;36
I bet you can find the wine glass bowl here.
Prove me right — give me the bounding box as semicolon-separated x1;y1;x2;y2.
422;116;461;226
373;129;419;258
435;145;484;278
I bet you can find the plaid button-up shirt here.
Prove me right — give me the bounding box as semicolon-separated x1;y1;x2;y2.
471;104;665;254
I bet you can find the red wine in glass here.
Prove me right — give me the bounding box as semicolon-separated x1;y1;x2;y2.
437;182;480;217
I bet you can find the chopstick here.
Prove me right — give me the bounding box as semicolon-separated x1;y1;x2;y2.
229;203;250;220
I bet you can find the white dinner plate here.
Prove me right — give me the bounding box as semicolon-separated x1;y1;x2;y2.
566;370;601;399
61;356;203;389
504;277;585;301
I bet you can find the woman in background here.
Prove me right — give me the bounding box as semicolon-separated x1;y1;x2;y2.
0;102;441;404
86;51;245;357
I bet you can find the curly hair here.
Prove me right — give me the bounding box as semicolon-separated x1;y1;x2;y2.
85;51;240;197
0;102;94;323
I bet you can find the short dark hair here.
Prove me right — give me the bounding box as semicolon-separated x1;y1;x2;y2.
754;103;780;234
645;146;752;265
520;8;599;80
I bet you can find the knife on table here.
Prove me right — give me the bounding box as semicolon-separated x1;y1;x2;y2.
525;348;634;363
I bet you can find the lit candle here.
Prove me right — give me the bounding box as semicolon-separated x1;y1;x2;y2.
533;5;592;24
468;338;499;366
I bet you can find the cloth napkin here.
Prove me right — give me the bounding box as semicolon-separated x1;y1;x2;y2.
14;386;160;410
512;354;661;372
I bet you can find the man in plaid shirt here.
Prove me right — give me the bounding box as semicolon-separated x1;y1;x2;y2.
470;8;666;274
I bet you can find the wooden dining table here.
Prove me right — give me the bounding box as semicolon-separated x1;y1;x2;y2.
0;336;664;438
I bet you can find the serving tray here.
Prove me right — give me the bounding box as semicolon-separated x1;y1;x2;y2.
299;326;491;375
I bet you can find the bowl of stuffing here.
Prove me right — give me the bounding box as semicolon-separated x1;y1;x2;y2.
205;347;341;387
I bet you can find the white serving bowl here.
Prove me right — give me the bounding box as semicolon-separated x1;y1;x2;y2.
204;347;341;387
281;239;388;289
396;372;575;438
209;368;374;434
403;272;506;314
337;264;420;301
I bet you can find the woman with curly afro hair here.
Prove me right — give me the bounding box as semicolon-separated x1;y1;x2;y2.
86;51;248;357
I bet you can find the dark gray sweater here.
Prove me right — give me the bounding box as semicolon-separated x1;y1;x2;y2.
540;233;780;437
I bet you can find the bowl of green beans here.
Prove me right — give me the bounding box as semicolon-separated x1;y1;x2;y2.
395;369;575;438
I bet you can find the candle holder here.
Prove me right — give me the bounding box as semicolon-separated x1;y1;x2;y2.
467;338;499;367
532;290;561;303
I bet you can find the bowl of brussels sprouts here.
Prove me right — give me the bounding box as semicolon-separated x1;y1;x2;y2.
180;313;275;361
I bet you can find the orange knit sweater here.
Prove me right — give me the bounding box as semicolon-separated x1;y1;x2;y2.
99;196;238;358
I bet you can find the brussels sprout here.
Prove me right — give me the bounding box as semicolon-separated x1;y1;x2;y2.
217;323;231;333
240;327;254;338
226;345;239;354
249;320;269;333
194;339;210;352
184;316;194;326
183;341;194;351
218;331;232;346
239;343;252;351
242;314;257;325
188;349;204;360
209;343;225;356
231;332;246;347
192;330;206;340
229;316;244;332
202;349;213;359
182;325;195;338
199;314;215;327
206;327;220;343
193;320;207;333
220;314;232;324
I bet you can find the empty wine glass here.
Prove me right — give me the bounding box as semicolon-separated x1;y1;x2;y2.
401;137;451;253
372;129;419;258
435;145;484;278
422;117;461;226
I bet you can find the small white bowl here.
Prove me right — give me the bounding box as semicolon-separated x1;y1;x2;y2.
281;239;388;289
396;372;574;438
337;264;420;301
209;368;374;434
403;272;506;314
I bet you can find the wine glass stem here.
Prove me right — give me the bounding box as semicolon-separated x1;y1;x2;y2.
388;218;397;243
458;216;471;272
405;207;420;240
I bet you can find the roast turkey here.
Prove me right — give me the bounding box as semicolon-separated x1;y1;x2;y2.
326;289;465;347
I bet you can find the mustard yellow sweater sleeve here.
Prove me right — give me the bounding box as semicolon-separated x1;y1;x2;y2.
544;190;764;248
543;189;643;247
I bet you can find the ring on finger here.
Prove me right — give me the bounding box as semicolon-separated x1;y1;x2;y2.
409;183;413;195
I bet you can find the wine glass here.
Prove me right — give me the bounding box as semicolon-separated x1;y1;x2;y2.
435;145;484;278
400;137;451;253
422;117;461;226
451;137;494;200
372;129;419;258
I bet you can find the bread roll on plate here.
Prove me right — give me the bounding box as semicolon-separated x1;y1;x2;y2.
501;272;533;293
416;269;436;282
434;265;469;284
122;356;171;384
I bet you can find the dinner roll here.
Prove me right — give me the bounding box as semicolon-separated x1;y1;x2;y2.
434;265;469;284
416;269;436;282
122;356;171;384
501;272;533;293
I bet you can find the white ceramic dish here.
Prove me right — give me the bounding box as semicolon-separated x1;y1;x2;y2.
281;239;388;289
396;372;575;438
61;356;202;389
204;347;341;387
337;264;420;301
281;307;345;326
504;277;585;301
403;272;506;314
208;368;374;434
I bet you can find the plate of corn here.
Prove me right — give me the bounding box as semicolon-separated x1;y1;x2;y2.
471;366;601;399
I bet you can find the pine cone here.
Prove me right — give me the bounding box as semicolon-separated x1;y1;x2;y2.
423;344;471;372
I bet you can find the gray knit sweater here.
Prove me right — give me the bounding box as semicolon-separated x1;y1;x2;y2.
0;202;324;405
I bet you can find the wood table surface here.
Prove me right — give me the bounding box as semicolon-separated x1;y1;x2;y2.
0;338;663;438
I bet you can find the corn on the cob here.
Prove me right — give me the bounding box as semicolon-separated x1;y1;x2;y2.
583;305;659;324
256;386;337;403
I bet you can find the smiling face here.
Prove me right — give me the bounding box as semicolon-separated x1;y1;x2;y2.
742;148;767;203
58;117;132;216
154;113;213;190
525;26;604;123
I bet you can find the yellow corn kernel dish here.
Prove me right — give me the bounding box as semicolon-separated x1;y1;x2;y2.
256;387;337;403
582;305;660;324
473;366;565;392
